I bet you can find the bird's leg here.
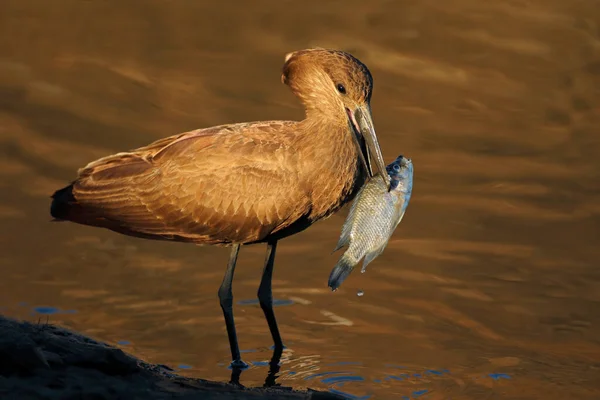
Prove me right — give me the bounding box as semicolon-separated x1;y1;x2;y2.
230;367;244;387
218;244;248;370
257;240;284;351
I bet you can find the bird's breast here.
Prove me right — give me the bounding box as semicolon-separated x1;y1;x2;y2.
304;147;366;222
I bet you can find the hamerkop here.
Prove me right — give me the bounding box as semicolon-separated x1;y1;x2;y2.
50;48;388;368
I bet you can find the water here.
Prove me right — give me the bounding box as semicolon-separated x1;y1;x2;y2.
1;1;600;399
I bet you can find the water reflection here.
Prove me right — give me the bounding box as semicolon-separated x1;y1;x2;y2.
227;343;284;388
237;298;295;307
32;306;77;315
216;351;512;399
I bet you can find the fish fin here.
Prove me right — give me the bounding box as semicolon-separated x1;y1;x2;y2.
332;210;356;252
332;231;351;253
361;245;386;273
397;210;406;225
328;251;357;291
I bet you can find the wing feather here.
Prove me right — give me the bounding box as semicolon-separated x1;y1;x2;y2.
70;122;307;244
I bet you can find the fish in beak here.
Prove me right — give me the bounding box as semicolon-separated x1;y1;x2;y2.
346;105;390;190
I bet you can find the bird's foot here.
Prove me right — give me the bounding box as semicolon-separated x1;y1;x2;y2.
229;359;249;370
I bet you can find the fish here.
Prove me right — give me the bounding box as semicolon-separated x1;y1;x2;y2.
328;155;414;291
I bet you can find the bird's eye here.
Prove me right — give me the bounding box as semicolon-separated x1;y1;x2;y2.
393;164;400;172
336;83;346;94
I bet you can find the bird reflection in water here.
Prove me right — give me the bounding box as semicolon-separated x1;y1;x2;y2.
228;345;285;387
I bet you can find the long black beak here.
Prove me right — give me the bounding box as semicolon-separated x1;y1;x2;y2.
347;105;390;189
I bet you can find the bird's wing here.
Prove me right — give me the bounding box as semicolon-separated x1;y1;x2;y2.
72;121;308;244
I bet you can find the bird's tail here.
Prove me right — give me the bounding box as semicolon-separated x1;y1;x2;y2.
328;251;358;291
50;183;82;222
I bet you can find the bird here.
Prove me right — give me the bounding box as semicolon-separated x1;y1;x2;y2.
49;48;388;369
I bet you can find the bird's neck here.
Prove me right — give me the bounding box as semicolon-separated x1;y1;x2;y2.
297;113;358;165
295;114;367;220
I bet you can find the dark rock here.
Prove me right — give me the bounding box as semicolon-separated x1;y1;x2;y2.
0;331;49;376
0;315;344;400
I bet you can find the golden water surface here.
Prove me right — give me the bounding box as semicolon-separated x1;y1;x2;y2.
1;1;599;398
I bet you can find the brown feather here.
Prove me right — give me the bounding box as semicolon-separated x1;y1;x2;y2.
51;49;377;246
64;121;310;245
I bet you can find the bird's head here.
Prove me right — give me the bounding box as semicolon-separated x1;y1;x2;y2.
281;48;387;183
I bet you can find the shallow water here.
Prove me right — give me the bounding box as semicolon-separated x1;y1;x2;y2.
1;1;600;399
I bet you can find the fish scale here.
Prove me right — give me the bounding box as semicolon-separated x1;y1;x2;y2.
328;155;413;290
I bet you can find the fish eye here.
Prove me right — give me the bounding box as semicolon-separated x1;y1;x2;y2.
336;83;346;94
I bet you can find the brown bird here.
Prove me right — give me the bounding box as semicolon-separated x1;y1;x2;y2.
50;48;388;369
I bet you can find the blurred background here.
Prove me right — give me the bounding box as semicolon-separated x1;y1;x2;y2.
1;0;599;398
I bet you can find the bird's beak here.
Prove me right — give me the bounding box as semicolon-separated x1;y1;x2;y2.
346;104;390;189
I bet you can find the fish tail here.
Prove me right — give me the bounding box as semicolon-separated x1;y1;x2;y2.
328;251;357;291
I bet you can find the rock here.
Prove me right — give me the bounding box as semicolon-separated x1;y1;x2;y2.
0;328;49;375
0;315;344;400
41;351;64;367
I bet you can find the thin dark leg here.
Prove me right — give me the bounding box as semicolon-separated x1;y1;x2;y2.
257;240;284;351
218;244;247;370
230;367;243;387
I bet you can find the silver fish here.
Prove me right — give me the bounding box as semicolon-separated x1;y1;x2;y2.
328;155;414;290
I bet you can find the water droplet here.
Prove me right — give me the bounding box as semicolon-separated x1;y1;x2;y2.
357;290;364;297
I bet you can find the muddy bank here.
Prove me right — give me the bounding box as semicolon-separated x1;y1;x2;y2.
0;316;342;400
